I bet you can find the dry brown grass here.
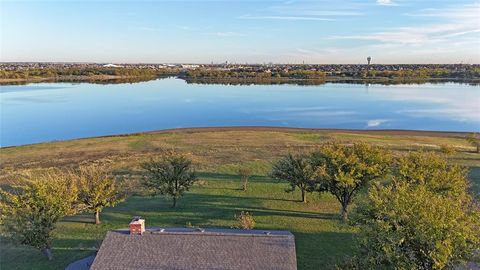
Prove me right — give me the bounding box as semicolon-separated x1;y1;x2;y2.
1;128;478;179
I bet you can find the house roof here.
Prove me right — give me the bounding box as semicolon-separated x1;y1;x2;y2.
90;227;297;270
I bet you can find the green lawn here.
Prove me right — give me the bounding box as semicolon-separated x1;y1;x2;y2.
1;172;356;270
1;128;479;269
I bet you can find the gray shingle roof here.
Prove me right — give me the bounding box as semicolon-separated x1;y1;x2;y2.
90;227;297;270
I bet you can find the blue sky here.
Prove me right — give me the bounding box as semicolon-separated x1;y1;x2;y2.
1;0;479;64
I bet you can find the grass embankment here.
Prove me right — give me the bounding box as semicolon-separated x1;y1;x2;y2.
1;128;479;270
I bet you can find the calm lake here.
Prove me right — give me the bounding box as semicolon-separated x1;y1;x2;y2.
1;78;479;147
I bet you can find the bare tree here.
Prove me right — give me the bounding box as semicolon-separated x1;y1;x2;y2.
238;167;252;191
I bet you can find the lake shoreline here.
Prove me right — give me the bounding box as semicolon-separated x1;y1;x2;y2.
0;74;159;85
1;126;473;149
1;75;479;86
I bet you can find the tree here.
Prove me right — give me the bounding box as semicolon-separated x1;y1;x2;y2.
466;133;479;153
346;151;480;269
397;151;468;198
142;154;197;207
76;164;126;225
0;170;78;260
351;180;479;269
238;167;252;191
270;153;317;203
311;142;392;221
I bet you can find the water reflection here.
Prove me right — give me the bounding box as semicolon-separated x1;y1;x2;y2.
1;78;479;147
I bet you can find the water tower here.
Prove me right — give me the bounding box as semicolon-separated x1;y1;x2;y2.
367;56;372;65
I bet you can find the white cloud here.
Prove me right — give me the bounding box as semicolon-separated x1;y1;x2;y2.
330;3;480;47
367;119;389;127
238;15;334;21
296;10;363;16
396;109;478;122
376;0;397;6
234;0;364;31
214;32;246;37
244;106;330;113
407;3;480;19
369;86;480;123
130;26;163;32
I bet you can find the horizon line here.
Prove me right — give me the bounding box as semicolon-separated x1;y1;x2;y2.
1;61;478;65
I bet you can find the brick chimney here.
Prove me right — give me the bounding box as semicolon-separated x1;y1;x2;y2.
129;216;145;235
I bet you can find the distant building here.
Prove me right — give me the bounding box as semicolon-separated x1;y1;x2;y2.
102;64;123;68
89;217;297;270
181;64;200;69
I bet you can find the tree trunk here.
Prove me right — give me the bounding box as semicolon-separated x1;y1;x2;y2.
341;204;348;222
42;247;53;260
172;197;177;208
301;189;307;203
94;209;101;224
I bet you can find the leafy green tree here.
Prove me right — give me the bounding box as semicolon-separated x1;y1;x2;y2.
466;133;479;153
270;153;317;203
142;154;197;207
0;170;78;260
351;180;479;269
311;142;392;221
347;152;480;269
397;151;468;198
76;164;126;225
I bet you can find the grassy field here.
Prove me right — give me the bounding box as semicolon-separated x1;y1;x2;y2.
1;128;479;270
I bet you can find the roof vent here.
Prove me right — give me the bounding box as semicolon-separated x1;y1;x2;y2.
151;228;165;234
129;216;145;235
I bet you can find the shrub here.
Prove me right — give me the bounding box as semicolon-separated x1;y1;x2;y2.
235;211;255;229
440;144;456;155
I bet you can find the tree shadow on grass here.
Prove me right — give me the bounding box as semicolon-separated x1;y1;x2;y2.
293;231;356;270
251;196;298;202
1;238;97;270
108;193;339;223
237;206;339;220
197;172;279;184
62;213;95;224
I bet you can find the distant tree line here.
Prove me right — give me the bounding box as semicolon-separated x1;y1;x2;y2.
360;67;480;79
183;69;327;80
0;67;176;79
2;66;478;82
183;67;480;81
